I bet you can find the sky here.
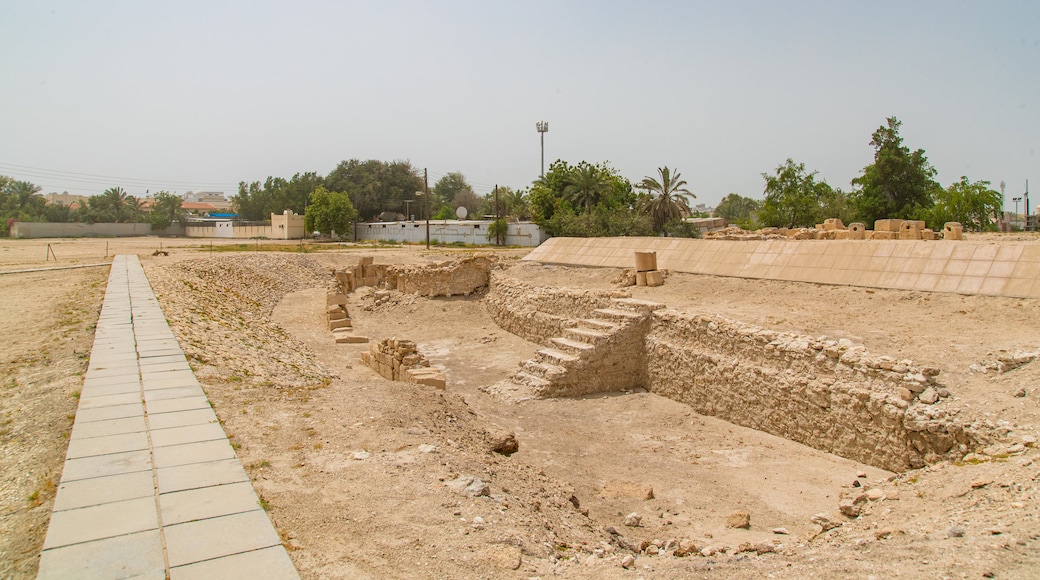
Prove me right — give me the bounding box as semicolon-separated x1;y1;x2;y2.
2;0;1038;209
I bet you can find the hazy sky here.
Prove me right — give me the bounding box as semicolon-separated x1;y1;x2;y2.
2;1;1038;208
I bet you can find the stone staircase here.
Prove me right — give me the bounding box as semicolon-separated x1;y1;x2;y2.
510;298;666;398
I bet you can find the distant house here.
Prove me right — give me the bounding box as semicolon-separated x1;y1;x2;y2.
45;192;88;207
183;191;231;210
181;202;219;217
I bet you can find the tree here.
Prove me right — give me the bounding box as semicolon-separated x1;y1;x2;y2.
452;188;483;217
563;162;613;211
758;159;835;228
81;186;142;223
148;191;185;230
926;177;1002;231
232;172;324;221
850;116;937;225
636;166;695;233
304;186;356;236
325;159;424;221
714;193;761;227
503;187;531;220
432;172;473;214
1;179;46;225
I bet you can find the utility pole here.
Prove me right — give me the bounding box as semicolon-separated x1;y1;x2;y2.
536;121;549;177
494;184;501;246
424;168;430;249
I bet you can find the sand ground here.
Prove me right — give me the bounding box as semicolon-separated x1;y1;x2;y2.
1;236;1038;579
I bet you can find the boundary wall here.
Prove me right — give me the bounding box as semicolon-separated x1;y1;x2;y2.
356;220;546;247
11;222;152;238
523;237;1040;299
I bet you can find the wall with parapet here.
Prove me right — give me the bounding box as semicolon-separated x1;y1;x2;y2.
523;237;1040;299
355;220;547;247
11;222;152;238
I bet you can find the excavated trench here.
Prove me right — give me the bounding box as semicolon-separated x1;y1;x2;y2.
485;271;993;472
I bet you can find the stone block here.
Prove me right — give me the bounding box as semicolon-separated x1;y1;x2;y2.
636;271;647;286
328;309;347;321
873;231;898;240
359;256;374;266
920;228;937;240
874;219;904;232
634;251;657;272
849;223;866;240
336;334;368;344
646;270;664;287
328;319;351;330
899;221;922;240
824;218;845;231
943;222;963;240
834;229;850;240
327;293;347;306
406;368;446;390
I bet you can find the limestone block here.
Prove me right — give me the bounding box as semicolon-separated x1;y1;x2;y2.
634;251;657;272
874;219;904;232
359;256;374;266
899;221;922;240
636;271;647;286
834;230;850;240
943;222;963;240
327;293;348;306
873;231;898;240
646;270;664;287
329;319;351;330
337;334;369;344
920;229;937;240
328;309;347;321
815;223;825;231
849;223;866;240
824;218;846;231
406;368;446;389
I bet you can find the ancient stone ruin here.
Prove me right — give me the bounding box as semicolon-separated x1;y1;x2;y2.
360;338;446;389
332;254;497;297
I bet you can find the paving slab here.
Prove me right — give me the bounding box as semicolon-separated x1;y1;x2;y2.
146;395;211;414
147;408;219;430
77;391;143;409
71;414;147;439
37;529;166;580
65;430;150;459
159;481;263;525
153;439;238;469
53;470;156;511
75;401;145;423
60;449;153;482
150;422;228;448
156;458;251;494
168;545;300;580
163;510;283;568
42;496;158;549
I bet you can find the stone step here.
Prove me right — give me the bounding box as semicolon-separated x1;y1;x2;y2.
563;327;611;345
536;348;581;366
522;359;567;379
579;318;620;332
550;336;597;355
512;371;551;390
592;308;644;321
613;297;666;313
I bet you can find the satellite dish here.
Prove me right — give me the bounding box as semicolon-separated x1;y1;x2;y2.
456;206;468;219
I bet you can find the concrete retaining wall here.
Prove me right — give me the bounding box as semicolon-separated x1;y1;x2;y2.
524;237;1040;298
11;222;152;238
356;220;546;247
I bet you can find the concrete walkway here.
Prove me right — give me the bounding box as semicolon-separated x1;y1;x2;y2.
38;255;299;580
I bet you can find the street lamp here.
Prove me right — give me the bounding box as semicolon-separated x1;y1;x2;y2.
1013;196;1022;229
415;190;429;249
536;121;549;177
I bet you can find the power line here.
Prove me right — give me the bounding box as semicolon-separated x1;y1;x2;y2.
0;162;240;191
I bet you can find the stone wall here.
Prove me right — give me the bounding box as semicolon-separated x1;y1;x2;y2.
334;255;497;298
487;274;992;472
485;272;630;346
644;310;986;471
360;338;446;389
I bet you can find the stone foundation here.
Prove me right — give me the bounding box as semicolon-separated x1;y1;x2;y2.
333;255;498;297
360;338;446;389
488;276;993;471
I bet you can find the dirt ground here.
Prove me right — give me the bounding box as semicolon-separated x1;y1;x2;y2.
1;236;1038;579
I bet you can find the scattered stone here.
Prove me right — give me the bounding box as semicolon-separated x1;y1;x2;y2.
623;513;642;527
604;526;619;536
875;528;904;540
480;545;521;570
446;475;490;497
755;542;776;555
866;488;885;501
970;478;993;489
726;510;751;529
417;444;437;453
839;499;861;518
852;479;862;488
620;554;635;569
674;543;699;557
1013;387;1027;398
486;429;519;455
700;546;719;557
918;387;939;404
351;451;370;460
772;527;790;535
856;470;868;478
811;513;841;531
948;526;966;538
1022;435;1037;447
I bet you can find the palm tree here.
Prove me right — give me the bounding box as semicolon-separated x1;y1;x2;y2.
637;166;695;233
100;186;131;222
563;163;611;211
